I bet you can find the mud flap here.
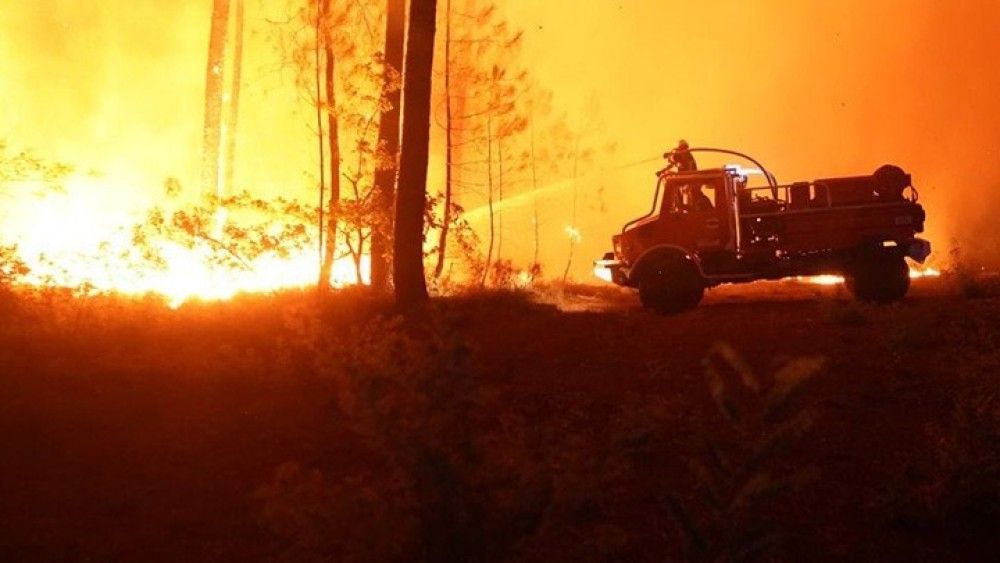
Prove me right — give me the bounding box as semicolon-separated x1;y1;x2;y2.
904;238;931;263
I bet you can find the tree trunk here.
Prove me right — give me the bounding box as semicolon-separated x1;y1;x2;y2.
433;0;453;280
314;2;327;287
563;138;581;283
354;231;364;284
318;0;341;289
202;0;230;197
531;127;539;267
222;0;244;197
497;136;504;261
370;0;406;291
481;117;494;287
394;0;438;309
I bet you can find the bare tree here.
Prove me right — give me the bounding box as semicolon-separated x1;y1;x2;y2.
317;0;342;289
432;3;525;285
202;0;231;196
394;0;439;309
370;0;405;291
432;0;455;280
222;0;245;196
481;116;494;286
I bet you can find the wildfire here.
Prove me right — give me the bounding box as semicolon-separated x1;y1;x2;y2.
3;180;367;308
17;238;366;309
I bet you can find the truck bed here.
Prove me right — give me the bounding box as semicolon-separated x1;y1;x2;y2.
739;175;925;253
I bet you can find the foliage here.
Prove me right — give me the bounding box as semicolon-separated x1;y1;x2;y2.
255;460;417;562
0;140;72;189
666;343;825;562
130;190;315;271
268;0;393;282
0;140;70;287
439;3;593;280
255;298;832;562
423;193;480;287
877;305;999;536
948;241;987;299
1;283;997;560
0;244;30;286
260;307;553;561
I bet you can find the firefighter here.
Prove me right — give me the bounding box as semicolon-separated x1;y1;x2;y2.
667;139;697;172
687;184;713;212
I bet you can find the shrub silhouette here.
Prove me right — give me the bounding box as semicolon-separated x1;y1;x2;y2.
666;342;824;562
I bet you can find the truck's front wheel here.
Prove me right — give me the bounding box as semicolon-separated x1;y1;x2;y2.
637;257;704;314
846;251;910;303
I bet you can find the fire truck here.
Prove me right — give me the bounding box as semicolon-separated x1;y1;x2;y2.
594;148;931;313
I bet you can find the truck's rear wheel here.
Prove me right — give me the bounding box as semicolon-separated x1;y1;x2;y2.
845;251;910;303
637;257;704;314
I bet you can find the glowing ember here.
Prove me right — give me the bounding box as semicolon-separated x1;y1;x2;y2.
516;270;535;288
801;275;846;286
17;240;366;309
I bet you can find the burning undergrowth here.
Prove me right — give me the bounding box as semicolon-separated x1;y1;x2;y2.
0;158;487;306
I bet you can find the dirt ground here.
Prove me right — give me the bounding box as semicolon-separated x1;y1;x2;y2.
0;277;997;561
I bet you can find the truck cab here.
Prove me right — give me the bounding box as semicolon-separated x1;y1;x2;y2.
596;154;930;313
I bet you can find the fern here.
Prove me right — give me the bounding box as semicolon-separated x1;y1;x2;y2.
668;342;825;562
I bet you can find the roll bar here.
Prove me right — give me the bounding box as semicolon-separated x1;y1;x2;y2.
661;147;778;188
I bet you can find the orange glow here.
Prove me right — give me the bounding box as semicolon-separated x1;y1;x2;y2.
800;275;845;286
590;268;941;287
592;265;614;283
5;177;367;307
798;267;941;287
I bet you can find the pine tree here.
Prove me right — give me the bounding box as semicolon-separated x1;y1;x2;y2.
394;0;439;309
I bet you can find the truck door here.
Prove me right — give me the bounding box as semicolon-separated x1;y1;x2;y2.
659;175;733;255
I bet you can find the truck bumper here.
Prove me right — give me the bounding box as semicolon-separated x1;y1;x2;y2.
594;252;629;285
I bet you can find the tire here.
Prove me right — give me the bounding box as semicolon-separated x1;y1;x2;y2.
637;256;704;314
845;251;910;303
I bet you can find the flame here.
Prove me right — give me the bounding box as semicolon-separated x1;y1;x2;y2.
511;270;528;286
801;275;845;286
3;178;368;308
799;267;941;286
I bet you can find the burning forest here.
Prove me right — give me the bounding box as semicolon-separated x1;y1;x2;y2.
1;1;998;561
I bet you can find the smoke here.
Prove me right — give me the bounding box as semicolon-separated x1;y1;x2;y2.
0;0;320;199
1;1;208;195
